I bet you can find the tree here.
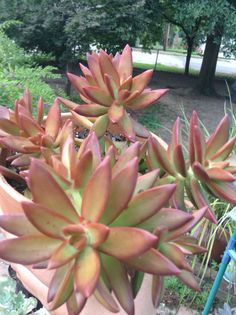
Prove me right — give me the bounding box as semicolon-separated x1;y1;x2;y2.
161;0;205;75
198;0;236;95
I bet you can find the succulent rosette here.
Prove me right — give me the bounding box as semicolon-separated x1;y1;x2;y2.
147;111;236;223
58;45;168;141
0;89;71;167
0;131;206;314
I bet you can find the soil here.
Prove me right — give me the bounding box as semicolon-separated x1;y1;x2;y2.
138;71;235;143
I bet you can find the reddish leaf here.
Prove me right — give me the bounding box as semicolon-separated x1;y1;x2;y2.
159;243;192;272
111;184;176;227
101;157;138;225
152;275;164;307
138;208;192;232
91;114;109;138
100;227;157;259
108;102;125;123
48;241;78;269
0;214;38;236
66;292;87;315
0;118;20;135
207;180;236;204
99;49;120;87
206;167;236;182
126;90;168;110
81;156;111;222
112;142;140;177
83;86;112;107
74;151;93;189
206;115;230;159
0;235;60;264
45;99;61;140
173;145;187;177
102;254;134;315
118;44;133;83
124;248;180;275
177;270;200;291
75;104;108;117
48;263;74;309
29;159;78;221
131;70;153;93
74;247;100;297
94;278;120;313
210;136;236;161
188;111;199;164
134;169;159;195
0;136;39;153
117;112;136;141
22;201;73;240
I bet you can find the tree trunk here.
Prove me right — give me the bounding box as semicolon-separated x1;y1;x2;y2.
163;23;170;51
198;34;222;95
65;62;73;96
185;37;194;75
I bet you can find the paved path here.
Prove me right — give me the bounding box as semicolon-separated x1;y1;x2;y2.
132;49;236;75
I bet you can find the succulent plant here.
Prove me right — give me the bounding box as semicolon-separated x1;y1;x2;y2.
0;89;72;167
0;132;206;314
58;45;168;141
147;112;236;223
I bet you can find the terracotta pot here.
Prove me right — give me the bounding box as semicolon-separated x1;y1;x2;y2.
0;174;157;315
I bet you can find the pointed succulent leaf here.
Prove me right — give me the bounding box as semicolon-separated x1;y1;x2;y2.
0;235;60;264
22;201;73;240
45;99;61;140
74;150;93;189
173;145;187;177
168;117;181;159
206;167;236;182
189;111;199;164
165;207;207;241
175;240;206;255
119;75;132;91
134;169;159;195
159;243;192;272
170;179;186;210
83;86;112;107
131;70;153;93
102;254;134;315
149;137;176;176
66;292;87;315
67;73;88;94
48;241;78;269
29;159;78;221
87;54;108;91
0;136;39;153
124;248;180;275
111;184;176;227
61;135;76;179
0;118;20;135
48;263;74;309
101;157;138;225
177;270;200;291
0;214;38;236
78;132;101;169
118;44;133;83
112;142;140;177
207;180;236;204
210;136;236;161
131;271;144;298
193;125;205;164
108;102;125;123
117;111;136;141
126;90;168;110
100;227;157;260
75;104;108;117
192;161;210;183
130;117;150;139
91;114;109;138
81;156;111;222
99;49;120;87
152;275;164;308
138;208;192;232
206;115;230;159
74;247;101;297
104;74;118;98
94;278;120;313
19;114;44;137
189;177;217;223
